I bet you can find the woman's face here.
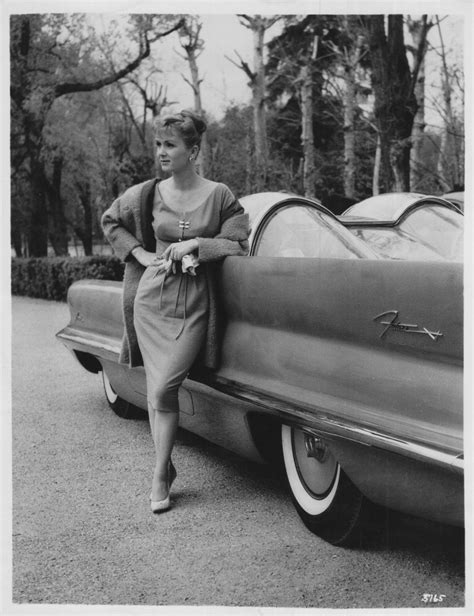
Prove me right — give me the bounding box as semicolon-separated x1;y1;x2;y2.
155;127;195;174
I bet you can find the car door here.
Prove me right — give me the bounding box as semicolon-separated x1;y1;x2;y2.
215;203;463;458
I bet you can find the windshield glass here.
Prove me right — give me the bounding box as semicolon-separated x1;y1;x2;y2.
350;228;448;261
400;206;463;261
254;205;376;259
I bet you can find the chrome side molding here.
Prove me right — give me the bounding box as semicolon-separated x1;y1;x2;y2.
56;329;121;357
206;376;463;475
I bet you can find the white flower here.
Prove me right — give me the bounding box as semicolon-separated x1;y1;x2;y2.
181;254;199;276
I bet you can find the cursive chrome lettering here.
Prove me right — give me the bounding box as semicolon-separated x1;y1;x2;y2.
373;310;443;341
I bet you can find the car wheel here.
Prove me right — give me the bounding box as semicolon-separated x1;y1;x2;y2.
281;424;364;546
102;370;146;420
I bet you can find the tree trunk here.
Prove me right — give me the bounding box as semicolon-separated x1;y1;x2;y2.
11;229;23;257
188;50;211;178
390;138;411;192
436;18;461;191
410;57;425;190
408;19;427;191
252;20;268;191
364;15;423;192
245;123;254;194
343;72;357;198
74;180;94;255
372;133;381;195
343;33;364;199
232;15;278;191
28;159;49;256
179;18;211;178
10;14;184;259
300;62;316;199
47;155;69;256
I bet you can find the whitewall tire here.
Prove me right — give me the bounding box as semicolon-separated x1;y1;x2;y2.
102;370;145;420
281;424;365;545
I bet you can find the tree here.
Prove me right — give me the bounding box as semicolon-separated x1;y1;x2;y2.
265;16;326;196
361;14;432;192
407;16;430;191
298;32;319;199
227;15;280;191
433;16;464;191
10;13;184;256
177;16;211;177
325;16;368;199
207;105;253;196
265;16;360;200
115;70;175;180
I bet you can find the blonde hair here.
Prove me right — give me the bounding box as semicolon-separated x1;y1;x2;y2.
156;109;207;150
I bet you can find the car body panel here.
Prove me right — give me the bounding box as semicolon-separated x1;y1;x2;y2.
216;257;461;453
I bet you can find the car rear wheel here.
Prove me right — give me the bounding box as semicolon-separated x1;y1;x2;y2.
102;370;146;420
281;424;365;546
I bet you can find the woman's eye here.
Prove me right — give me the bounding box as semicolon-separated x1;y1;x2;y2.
156;140;175;148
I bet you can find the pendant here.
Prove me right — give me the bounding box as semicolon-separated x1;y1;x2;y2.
178;218;190;241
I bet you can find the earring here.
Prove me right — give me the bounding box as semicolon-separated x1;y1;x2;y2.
189;156;194;161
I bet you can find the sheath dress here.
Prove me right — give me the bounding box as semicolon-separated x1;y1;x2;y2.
134;183;227;413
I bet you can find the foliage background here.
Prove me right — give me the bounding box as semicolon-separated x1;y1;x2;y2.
9;11;465;260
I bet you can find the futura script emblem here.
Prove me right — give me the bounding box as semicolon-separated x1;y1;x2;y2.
373;310;443;341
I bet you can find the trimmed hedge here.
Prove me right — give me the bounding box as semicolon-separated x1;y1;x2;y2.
11;255;125;302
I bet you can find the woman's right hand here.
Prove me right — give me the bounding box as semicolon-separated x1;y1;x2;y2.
131;246;157;267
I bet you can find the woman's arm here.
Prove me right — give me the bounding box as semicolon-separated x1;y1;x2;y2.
101;189;160;267
101;197;144;262
195;189;250;262
131;246;161;268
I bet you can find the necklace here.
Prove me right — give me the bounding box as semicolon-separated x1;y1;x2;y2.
178;216;190;241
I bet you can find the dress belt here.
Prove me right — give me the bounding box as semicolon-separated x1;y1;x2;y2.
158;267;197;339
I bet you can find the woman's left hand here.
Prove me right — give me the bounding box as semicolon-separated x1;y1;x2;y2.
162;239;199;262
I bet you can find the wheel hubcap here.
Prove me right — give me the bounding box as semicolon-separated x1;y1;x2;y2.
293;429;338;498
304;433;330;462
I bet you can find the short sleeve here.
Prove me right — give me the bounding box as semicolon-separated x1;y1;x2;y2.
194;183;249;262
218;184;246;225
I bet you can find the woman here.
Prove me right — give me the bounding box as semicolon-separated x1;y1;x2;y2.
101;110;249;513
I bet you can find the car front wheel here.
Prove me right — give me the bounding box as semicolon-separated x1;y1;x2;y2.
102;370;146;420
281;424;365;546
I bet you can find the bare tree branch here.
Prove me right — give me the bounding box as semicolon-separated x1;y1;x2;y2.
54;18;184;98
408;15;433;101
225;50;256;81
237;14;281;30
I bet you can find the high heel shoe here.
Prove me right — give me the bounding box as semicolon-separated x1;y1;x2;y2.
150;460;177;513
150;493;170;513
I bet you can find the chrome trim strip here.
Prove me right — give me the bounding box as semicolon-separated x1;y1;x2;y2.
304;420;464;472
339;197;462;226
206;376;463;475
57;331;463;474
57;331;121;356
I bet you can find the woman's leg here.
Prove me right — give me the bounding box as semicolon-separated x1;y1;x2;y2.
150;410;179;501
148;402;156;445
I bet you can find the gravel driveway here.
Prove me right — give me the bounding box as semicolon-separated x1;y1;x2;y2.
11;296;465;610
